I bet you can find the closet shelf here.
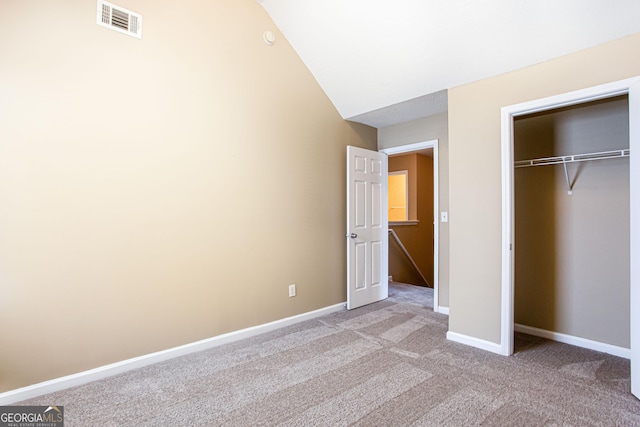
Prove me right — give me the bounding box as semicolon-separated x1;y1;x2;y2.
514;149;630;168
515;148;630;196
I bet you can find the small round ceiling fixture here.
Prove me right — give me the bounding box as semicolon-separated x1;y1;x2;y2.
263;30;276;46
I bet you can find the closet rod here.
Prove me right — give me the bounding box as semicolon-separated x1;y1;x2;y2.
514;149;629;168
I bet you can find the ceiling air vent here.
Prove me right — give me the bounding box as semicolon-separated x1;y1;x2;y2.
97;0;142;39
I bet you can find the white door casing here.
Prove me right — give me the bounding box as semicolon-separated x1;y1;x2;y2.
346;146;388;310
380;140;441;313
630;80;639;400
500;77;640;400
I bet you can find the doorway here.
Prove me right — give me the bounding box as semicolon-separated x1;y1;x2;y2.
380;140;443;313
501;78;640;398
387;150;433;287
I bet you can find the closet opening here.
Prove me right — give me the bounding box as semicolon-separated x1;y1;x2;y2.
513;95;630;357
500;77;640;399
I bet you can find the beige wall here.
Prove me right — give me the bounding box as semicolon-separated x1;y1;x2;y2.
378;113;450;306
514;96;630;348
448;33;640;344
0;0;376;392
388;154;434;286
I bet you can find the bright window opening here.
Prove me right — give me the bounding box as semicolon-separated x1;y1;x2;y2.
388;170;408;221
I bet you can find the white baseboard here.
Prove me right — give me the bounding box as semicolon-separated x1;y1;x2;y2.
0;302;346;405
514;323;630;359
446;331;506;355
435;306;449;315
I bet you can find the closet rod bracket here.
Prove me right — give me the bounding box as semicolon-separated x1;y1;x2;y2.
562;159;573;196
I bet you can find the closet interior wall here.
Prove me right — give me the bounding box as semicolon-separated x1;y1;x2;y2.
513;95;630;349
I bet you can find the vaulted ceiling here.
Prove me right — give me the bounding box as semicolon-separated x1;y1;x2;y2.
257;0;640;128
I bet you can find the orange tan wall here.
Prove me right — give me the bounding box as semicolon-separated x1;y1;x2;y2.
416;154;434;283
448;33;640;344
388;154;419;284
388;154;434;286
0;0;376;392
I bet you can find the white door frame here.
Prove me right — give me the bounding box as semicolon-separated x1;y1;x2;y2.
501;77;640;398
380;140;443;313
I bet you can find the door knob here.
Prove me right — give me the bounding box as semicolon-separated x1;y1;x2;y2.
349;233;357;239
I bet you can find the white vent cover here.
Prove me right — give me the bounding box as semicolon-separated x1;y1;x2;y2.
97;0;142;39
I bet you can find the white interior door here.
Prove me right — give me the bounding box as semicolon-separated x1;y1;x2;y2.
630;81;639;400
346;146;388;310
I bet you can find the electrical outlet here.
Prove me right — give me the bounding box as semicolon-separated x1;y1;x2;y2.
288;284;296;297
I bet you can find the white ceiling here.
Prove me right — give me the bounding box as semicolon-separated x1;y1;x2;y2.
257;0;640;128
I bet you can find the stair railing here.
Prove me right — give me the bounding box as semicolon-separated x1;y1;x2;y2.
388;229;431;287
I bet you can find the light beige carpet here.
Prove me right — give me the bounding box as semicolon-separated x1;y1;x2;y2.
19;283;640;426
